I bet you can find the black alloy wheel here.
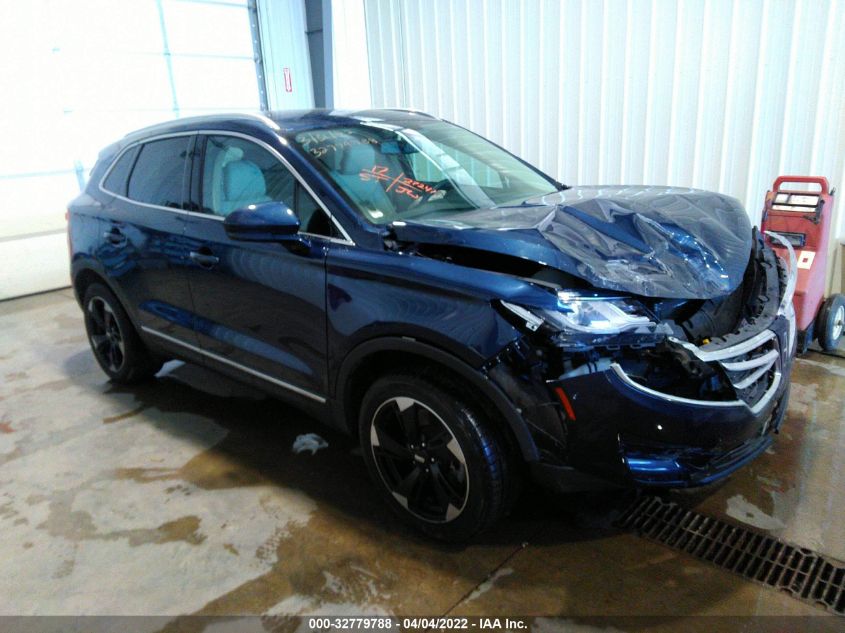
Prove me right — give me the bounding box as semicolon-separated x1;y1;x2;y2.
87;295;125;373
369;396;469;523
82;283;162;383
359;372;511;541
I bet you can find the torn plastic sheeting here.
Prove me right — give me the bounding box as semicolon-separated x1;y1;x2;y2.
393;186;753;300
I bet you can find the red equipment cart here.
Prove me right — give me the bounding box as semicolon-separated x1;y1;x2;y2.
761;175;844;353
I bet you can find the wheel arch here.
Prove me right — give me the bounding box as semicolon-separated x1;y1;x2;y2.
72;267;108;306
71;264;147;332
72;263;128;310
334;336;540;463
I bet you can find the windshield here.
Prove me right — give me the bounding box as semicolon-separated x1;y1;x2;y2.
292;120;559;225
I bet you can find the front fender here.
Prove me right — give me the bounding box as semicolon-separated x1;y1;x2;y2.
333;336;540;462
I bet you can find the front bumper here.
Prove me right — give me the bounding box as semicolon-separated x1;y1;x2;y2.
489;230;798;491
544;311;794;488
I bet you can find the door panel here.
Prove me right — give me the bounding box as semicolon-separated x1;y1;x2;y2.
182;216;329;399
99;135;196;344
100;206;194;339
182;133;330;400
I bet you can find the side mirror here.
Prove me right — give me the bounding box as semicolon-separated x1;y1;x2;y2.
223;202;300;242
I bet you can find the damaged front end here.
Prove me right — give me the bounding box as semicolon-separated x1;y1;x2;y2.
485;230;798;490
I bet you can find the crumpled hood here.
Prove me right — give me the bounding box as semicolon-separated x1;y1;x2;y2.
391;185;753;299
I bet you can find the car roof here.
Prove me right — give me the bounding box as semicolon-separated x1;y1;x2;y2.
122;108;441;142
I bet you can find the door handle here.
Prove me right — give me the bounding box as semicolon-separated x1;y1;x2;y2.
189;250;220;268
103;229;126;246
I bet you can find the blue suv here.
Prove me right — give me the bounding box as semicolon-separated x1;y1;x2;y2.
68;110;796;540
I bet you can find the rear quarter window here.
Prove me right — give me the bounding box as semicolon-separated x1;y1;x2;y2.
127;137;190;208
101;146;139;196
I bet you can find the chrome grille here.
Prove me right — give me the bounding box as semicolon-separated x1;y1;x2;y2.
671;328;783;414
715;333;781;409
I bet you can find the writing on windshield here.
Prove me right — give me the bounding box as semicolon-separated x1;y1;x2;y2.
359;165;442;201
294;120;557;224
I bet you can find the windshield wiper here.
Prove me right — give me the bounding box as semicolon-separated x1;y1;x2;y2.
510;183;571;207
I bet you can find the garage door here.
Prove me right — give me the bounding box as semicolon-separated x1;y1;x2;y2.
0;0;267;300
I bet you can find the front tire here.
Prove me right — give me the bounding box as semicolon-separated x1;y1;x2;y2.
83;283;162;383
359;372;509;541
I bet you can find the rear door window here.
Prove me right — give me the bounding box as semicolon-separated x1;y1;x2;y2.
127;137;190;208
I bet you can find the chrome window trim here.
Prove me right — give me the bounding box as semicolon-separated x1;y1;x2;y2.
140;326;326;403
197;129;354;244
98;129;355;246
98;131;196;213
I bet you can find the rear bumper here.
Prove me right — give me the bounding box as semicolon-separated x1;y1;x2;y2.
540;314;794;489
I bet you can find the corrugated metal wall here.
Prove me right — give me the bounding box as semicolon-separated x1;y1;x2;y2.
332;0;372;108
359;0;845;249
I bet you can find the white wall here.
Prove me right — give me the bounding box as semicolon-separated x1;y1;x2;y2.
0;0;273;300
332;0;372;108
258;0;315;109
345;0;845;279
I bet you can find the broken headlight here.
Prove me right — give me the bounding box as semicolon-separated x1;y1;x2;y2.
502;291;655;335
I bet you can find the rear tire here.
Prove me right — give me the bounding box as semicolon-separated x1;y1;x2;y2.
82;283;162;383
817;294;845;352
359;372;510;541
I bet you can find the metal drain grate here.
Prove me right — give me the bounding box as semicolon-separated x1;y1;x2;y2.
617;495;845;616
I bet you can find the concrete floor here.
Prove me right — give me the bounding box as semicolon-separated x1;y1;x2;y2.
1;289;844;628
